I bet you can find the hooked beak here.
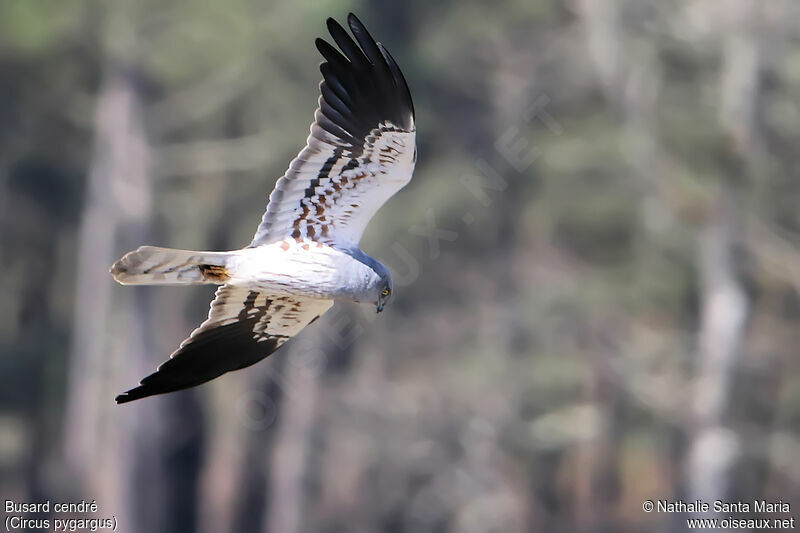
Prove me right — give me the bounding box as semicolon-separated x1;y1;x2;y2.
376;302;384;313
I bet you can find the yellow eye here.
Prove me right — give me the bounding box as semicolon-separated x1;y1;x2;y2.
381;288;391;297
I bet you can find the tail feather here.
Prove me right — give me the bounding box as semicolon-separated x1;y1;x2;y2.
110;246;233;285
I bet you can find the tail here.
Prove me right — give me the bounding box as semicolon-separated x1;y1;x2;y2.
110;246;234;285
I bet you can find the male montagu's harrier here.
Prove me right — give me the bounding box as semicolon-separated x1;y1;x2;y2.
111;13;416;403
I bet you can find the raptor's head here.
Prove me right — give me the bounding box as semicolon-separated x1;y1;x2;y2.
342;247;394;313
362;255;393;313
375;272;393;313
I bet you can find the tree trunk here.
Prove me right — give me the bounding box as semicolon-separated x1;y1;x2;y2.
264;326;329;533
63;70;152;528
63;63;206;532
687;190;748;514
687;0;759;514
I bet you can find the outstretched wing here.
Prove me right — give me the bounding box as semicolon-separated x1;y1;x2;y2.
250;13;416;248
116;285;332;403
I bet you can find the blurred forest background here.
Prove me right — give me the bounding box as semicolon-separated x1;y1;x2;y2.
2;0;800;531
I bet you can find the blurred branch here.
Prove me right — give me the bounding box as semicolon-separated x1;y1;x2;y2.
719;0;763;153
148;59;261;134
153;132;278;177
576;0;623;107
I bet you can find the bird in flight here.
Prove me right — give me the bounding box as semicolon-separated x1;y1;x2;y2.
111;14;416;403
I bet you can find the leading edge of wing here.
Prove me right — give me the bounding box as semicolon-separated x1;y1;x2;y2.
314;13;415;152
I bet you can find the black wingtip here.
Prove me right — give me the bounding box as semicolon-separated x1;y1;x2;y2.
314;13;415;149
115;391;137;404
346;12;361;27
326;16;344;36
115;383;155;403
346;13;372;44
